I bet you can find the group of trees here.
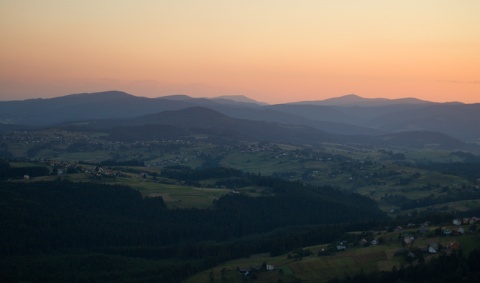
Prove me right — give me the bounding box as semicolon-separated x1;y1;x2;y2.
0;160;49;180
329;249;480;283
416;161;480;183
383;187;480;210
0;174;385;255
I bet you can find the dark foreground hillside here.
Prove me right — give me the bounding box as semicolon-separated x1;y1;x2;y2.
0;170;385;282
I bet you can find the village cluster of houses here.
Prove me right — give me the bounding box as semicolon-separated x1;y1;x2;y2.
399;232;460;255
453;217;480;226
53;162;118;178
333;216;478;257
236;143;340;162
23;159;120;180
3;130;204;164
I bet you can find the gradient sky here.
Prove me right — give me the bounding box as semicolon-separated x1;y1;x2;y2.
1;0;479;104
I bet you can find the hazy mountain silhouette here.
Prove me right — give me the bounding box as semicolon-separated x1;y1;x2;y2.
369;103;480;140
271;97;479;141
212;95;268;105
1;91;479;144
0;91;197;125
293;94;432;107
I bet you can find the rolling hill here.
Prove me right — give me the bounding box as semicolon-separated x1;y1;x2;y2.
105;107;334;145
51;106;476;152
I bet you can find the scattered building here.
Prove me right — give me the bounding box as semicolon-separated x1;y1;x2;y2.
336;242;347;251
403;234;415;246
418;225;429;234
429;243;439;254
394;226;404;232
449;241;461;251
443;228;453;236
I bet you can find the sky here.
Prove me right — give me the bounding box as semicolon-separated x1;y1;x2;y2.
1;0;479;104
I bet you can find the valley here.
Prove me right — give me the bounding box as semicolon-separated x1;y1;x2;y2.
1;92;480;282
2;127;479;213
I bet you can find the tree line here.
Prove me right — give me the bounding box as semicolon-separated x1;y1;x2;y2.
0;160;49;179
0;177;385;255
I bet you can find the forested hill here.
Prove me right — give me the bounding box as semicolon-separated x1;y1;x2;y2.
0;174;384;256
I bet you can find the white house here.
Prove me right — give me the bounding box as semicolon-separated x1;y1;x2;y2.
453;219;462;226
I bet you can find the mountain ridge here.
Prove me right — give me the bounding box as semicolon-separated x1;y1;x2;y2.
292;94;434;107
1;90;479;143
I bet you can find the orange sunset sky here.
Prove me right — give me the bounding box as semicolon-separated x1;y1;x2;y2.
1;0;479;104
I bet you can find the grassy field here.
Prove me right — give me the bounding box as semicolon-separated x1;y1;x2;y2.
404;150;464;163
221;152;303;175
183;232;480;283
399;198;480;215
64;172;230;209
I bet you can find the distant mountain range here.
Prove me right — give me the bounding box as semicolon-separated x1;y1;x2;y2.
292;94;432;106
1;91;479;150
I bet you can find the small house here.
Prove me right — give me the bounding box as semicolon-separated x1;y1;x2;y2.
469;218;479;224
418;225;428;234
336;242;347;251
403;234;415;246
429;243;439;254
394;226;404;232
449;241;461;251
